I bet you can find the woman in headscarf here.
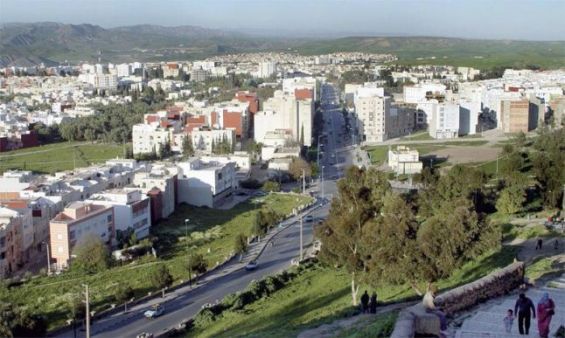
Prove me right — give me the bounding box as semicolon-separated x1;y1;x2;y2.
537;292;555;338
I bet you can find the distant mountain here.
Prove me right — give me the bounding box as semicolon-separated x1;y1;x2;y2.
0;22;290;67
2;22;565;69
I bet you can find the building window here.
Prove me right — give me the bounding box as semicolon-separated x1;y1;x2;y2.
57;233;63;240
107;215;113;222
57;246;64;253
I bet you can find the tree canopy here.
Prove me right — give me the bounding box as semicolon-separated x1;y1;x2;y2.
71;234;111;274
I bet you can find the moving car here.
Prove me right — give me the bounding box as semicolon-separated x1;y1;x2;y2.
144;304;164;319
245;260;258;271
304;215;314;223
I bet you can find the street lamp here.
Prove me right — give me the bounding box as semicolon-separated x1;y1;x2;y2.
184;219;192;287
42;241;51;276
321;166;326;200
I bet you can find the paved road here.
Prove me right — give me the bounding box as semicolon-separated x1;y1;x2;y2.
56;83;355;338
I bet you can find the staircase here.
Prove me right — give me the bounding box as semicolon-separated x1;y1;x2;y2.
455;273;565;338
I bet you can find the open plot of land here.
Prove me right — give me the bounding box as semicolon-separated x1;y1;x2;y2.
0;193;311;331
367;140;499;169
0;142;127;174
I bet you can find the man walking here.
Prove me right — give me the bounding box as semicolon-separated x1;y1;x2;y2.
536;238;543;250
360;290;369;313
515;293;536;335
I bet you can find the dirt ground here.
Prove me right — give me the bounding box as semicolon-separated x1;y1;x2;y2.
430;145;501;165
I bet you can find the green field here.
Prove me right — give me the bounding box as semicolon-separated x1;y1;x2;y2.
0;193;311;331
0;142;127;174
187;244;517;338
296;37;565;69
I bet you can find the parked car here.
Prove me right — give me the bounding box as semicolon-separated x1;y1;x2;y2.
304;215;314;223
144;304;164;319
245;260;258;271
136;333;153;338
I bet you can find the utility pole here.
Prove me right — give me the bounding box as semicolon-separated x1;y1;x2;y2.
185;219;191;287
496;156;499;176
299;215;303;261
84;284;90;338
43;241;51;276
321;166;325;200
302;168;306;194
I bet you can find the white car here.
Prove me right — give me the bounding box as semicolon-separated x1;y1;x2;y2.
144;304;164;319
245;260;258;271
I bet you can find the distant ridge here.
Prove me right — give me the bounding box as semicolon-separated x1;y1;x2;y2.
2;22;565;68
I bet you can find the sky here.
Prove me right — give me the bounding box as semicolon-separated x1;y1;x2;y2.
1;0;564;40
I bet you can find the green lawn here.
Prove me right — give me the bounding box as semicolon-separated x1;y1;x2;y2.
399;131;432;141
0;193;311;331
335;311;399;338
501;223;560;242
186;245;517;338
0;142;127;174
526;256;564;284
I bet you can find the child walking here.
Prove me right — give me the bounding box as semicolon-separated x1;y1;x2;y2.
503;309;514;333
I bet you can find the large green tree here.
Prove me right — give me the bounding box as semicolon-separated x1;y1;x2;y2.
71;234;111;274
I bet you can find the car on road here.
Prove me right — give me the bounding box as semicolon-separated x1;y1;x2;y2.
136;333;153;338
245;260;258;271
304;215;314;222
144;304;164;319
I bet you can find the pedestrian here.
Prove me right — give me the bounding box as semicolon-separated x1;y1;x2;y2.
360;290;369;314
537;292;556;338
515;293;536;335
369;292;378;314
503;309;514;333
554;239;559;251
536;238;543;250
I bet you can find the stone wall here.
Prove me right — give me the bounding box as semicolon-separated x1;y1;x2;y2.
390;261;525;338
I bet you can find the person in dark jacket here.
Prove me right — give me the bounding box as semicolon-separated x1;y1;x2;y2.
360;291;369;313
369;292;378;314
515;293;536;334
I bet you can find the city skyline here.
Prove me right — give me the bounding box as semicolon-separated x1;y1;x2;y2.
1;0;565;41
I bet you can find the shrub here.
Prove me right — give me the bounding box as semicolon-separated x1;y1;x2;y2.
150;264;173;290
239;179;262;189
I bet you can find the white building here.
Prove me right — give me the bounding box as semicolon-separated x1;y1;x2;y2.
257;62;277;78
87;188;151;241
403;83;446;104
191;128;236;154
132;124;171;156
354;87;391;143
177;159;236;208
388;146;423;175
429;103;460;139
116;64;131;78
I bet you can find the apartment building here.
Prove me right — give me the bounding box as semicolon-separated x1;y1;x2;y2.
429;103;460;139
133;165;178;220
87;189;151;241
354;87;391;143
257;62;277;78
500;99;531;133
0;206;33;277
177;159;236;208
49;202;115;270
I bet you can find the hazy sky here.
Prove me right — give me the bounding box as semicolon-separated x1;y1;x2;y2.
1;0;564;40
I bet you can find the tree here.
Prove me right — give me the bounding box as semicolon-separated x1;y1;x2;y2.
496;185;526;214
182;136;195;158
150;264;173;290
0;302;47;338
288;158;312;181
364;193;422;292
315;167;391;305
262;181;280;193
252;212;268;238
187;253;207;275
115;284;134;303
234;233;248;255
71;234;111;274
417;199;500;281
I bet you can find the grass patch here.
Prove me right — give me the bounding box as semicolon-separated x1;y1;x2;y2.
186;245;517;338
0;193;311;331
335;311;399;338
0;142;127;174
526;257;564;284
400;131;432;141
502;224;559;241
